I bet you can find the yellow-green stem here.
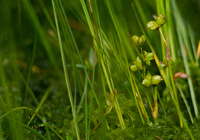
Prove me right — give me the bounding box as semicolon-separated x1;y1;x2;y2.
130;72;150;125
145;91;153;111
100;59;126;130
168;63;183;127
153;86;158;125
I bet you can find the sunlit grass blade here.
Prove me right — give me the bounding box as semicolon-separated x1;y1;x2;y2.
105;0;150;125
58;0;100;109
51;0;80;139
80;0;127;129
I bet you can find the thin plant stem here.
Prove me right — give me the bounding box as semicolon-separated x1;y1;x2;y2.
80;0;126;129
157;92;167;116
160;25;183;127
51;0;80;139
159;28;168;48
145;91;153;112
176;82;194;124
152;86;158;125
130;72;150;125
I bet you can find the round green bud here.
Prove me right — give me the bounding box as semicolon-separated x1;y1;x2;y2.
151;75;163;85
138;35;145;45
142;78;152;87
156;14;166;26
131;35;139;44
135;56;143;70
130;65;138;72
143;51;148;56
146;60;151;65
143;52;154;64
145;72;152;80
147;21;159;30
146;52;154;59
138;37;143;45
140;35;145;42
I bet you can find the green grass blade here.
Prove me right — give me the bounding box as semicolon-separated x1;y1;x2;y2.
166;0;178;60
80;0;126;129
176;28;199;118
24;33;37;106
38;0;56;32
176;82;194;124
51;0;80;139
156;0;167;60
22;0;57;69
0;1;23;139
0;107;64;140
171;0;195;63
58;0;100;108
188;25;198;65
105;0;150;125
9;119;48;140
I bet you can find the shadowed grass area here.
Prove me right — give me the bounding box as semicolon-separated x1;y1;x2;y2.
0;0;200;139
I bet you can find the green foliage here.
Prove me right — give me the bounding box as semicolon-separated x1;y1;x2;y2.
0;0;200;139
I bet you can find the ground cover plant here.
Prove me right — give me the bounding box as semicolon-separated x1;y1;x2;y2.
1;0;200;139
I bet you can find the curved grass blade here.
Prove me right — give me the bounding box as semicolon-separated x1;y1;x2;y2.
9;119;47;140
27;84;53;126
0;107;64;140
176;82;194;124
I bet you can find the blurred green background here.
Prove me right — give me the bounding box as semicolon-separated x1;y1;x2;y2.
0;0;200;139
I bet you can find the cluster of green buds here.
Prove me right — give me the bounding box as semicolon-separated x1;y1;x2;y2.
147;14;166;30
142;51;154;65
130;51;154;72
131;35;145;45
130;34;163;87
142;72;163;87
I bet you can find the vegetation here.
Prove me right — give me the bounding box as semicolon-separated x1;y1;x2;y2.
0;0;200;139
